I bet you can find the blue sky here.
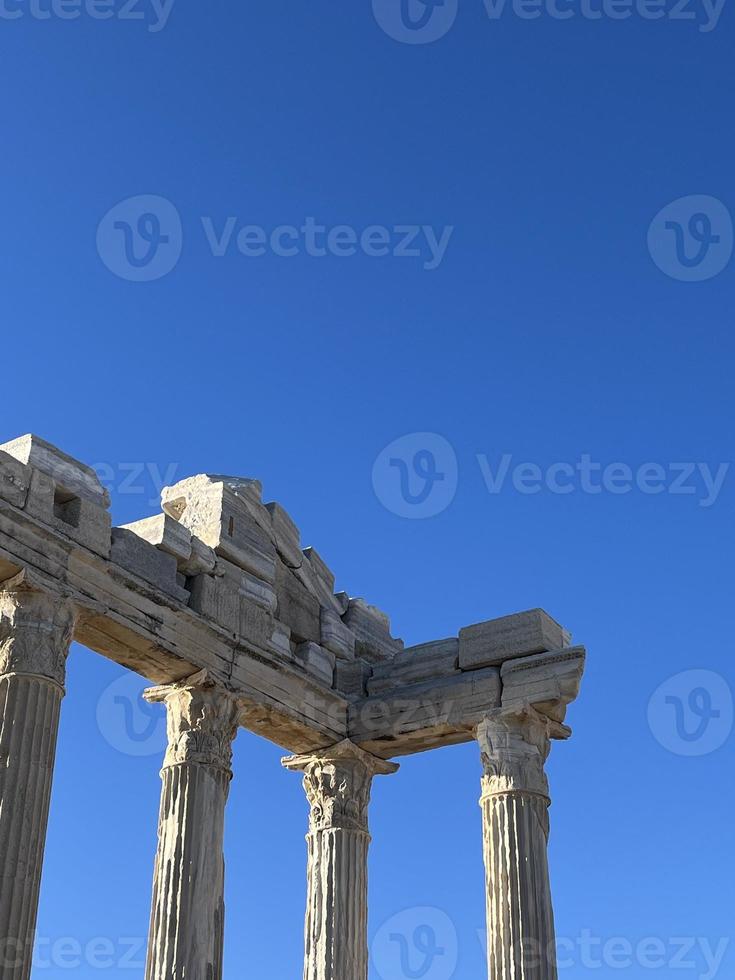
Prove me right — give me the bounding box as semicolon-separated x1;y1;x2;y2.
2;0;734;977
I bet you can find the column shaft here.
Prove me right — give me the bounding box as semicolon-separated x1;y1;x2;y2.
303;823;370;980
283;740;398;980
478;707;563;980
144;671;239;980
146;763;229;979
0;573;74;980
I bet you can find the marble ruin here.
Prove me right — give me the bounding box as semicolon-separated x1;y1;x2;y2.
0;434;585;980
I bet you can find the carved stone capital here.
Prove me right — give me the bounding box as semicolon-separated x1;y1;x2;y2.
477;706;569;801
283;740;398;834
144;670;240;775
0;570;76;687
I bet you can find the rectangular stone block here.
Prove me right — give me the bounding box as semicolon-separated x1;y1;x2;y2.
501;647;586;721
120;513;192;563
178;536;217;577
458;609;567;670
191;556;278;641
0;451;31;508
302;546;336;594
188;571;240;634
351;666;502;756
0;434;111;555
320;608;356;661
266;501;303;569
275;561;321;644
25;468;112;558
0;434;110;506
162;475;277;583
295;642;336;687
111;528;188;602
293;557;343;615
269;622;292;657
368;638;458;694
239;599;275;650
334;659;372;700
343;598;403;664
239;567;277;613
332;591;350;616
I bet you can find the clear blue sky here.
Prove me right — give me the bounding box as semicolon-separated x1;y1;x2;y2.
2;1;733;977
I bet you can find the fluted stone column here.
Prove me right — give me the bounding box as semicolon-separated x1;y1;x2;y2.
478;706;568;980
0;571;76;980
144;670;240;980
283;740;398;980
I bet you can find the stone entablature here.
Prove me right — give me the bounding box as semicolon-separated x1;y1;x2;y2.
0;434;585;756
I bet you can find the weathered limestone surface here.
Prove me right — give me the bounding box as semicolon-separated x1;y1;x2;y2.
0;433;584;759
352;665;503;757
0;433;589;980
501;647;586;721
0;571;75;980
459;608;570;670
144;671;240;980
343;599;403;664
367;637;459;694
283;741;398;980
0;445;349;752
120;513;193;564
478;707;571;980
0;435;111;559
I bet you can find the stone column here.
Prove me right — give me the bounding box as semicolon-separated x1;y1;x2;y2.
143;670;240;980
0;571;76;980
283;740;398;980
477;706;568;980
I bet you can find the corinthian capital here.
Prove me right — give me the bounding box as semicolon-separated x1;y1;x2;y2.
0;570;76;687
477;706;570;801
283;740;398;834
144;670;241;775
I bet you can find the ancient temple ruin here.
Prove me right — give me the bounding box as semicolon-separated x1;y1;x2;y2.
0;434;585;980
